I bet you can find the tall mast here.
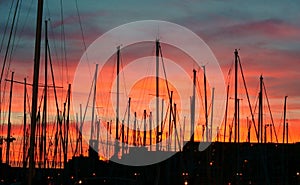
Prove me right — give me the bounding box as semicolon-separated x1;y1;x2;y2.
133;112;137;146
23;78;27;169
149;112;152;151
28;0;43;183
283;96;287;143
89;64;98;157
42;20;48;168
258;75;263;143
203;65;208;142
190;69;196;142
168;91;173;151
126;97;131;146
155;39;160;151
234;49;238;143
64;84;71;167
173;103;177;151
115;46;120;155
223;84;229;142
210;87;215;141
143;110;147;146
6;71;14;165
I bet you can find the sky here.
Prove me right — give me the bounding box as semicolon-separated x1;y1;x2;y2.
0;0;300;163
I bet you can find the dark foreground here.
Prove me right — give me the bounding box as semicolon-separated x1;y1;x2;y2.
1;142;300;185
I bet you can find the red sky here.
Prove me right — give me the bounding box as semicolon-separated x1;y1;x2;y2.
0;1;300;165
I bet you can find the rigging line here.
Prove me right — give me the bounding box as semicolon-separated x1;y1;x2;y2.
45;3;61;86
10;0;33;63
0;0;20;83
237;55;259;142
0;0;14;54
7;0;23;76
75;0;92;78
262;81;278;143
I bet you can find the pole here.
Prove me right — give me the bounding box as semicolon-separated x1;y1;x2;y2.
28;0;43;183
234;49;238;143
6;71;14;165
143;110;147;146
156;39;160;151
283;96;287;143
191;69;196;142
223;84;229;142
42;20;48;168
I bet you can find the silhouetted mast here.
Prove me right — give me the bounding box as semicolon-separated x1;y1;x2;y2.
234;49;238;143
143;110;147;146
258;75;263;143
156;39;160;151
223;84;229;142
28;0;43;183
190;69;196;142
23;78;27;169
115;46;120;155
203;66;208;142
210;88;215;141
41;20;48;168
126;98;131;146
6;71;14;165
283;96;288;143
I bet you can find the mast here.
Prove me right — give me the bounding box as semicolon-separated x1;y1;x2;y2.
210;87;215;141
126;98;131;146
234;49;238;143
149;112;152;151
258;75;263;143
28;0;43;183
89;64;98;157
42;20;48;168
283;96;287;143
168;91;173;151
79;104;83;155
6;71;14;165
155;39;160;151
174;103;177;151
223;84;229;142
191;69;196;142
143;110;147;146
133;112;137;146
203;65;208;142
115;46;120;155
23;78;27;169
64;84;71;167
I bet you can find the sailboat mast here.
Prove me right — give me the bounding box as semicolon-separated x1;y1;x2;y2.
64;84;71;167
28;0;43;183
283;96;287;143
190;69;196;142
23;78;27;169
258;75;263;143
156;39;160;151
143;110;147;146
223;84;229;142
210;87;215;141
115;46;120;155
203;66;208;142
6;71;14;165
42;20;48;168
234;49;238;143
126;97;131;146
89;64;98;156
